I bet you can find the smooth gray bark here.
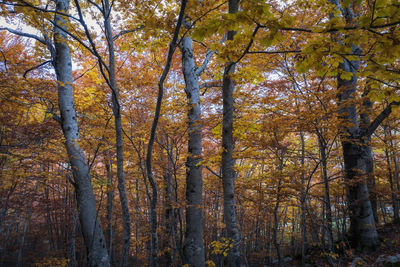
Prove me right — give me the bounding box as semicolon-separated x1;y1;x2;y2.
53;0;109;265
180;35;206;267
103;0;131;265
221;1;241;266
105;160;115;264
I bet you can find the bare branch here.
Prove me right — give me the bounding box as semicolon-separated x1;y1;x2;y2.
3;0;80;22
113;25;145;40
231;25;260;66
86;0;103;13
0;27;46;45
200;81;222;95
23;60;52;78
205;166;221;178
368;76;400;89
247;49;301;54
195;35;226;76
74;62;98;81
72;0;110;74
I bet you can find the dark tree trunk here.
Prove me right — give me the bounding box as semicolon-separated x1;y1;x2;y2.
221;0;241;265
329;0;379;252
103;0;131;264
145;2;187;266
318;135;333;251
299;132;307;267
273;178;282;267
384;126;399;221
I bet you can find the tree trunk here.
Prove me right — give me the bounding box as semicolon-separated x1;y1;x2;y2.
181;35;206;267
318;135;333;251
221;0;241;266
389;129;400;221
103;0;131;265
299;132;307;267
17;182;38;267
105;160;115;264
360;89;378;223
384;126;399;221
273;179;282;267
145;2;187;265
69;211;78;267
53;0;109;265
329;0;379;252
161;138;178;267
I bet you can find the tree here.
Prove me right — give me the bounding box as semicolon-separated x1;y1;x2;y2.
221;0;241;265
180;33;206;267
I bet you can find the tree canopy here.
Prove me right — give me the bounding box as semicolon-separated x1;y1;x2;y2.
1;0;400;266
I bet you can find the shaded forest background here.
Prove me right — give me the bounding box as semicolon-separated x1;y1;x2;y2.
1;0;400;266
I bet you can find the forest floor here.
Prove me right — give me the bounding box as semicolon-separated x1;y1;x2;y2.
282;221;400;267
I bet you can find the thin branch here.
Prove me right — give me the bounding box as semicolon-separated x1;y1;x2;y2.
113;25;145;40
88;115;113;170
23;60;52;78
205;166;221;178
195;35;226;76
368;76;400;89
74;63;98;81
258;17;400;34
231;25;260;66
200;82;222;95
87;0;103;13
0;27;46;45
191;1;227;28
106;0;115;21
5;0;80;22
72;0;110;74
48;20;96;59
178;1;227;43
247;49;301;54
200;81;222;89
66;173;77;188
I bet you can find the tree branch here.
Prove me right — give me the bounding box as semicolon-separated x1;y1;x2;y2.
1;0;80;21
113;25;145;40
23;60;52;78
146;0;188;192
194;35;226;76
232;25;260;66
0;27;46;45
247;49;301;54
367;101;400;137
205;166;221;178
